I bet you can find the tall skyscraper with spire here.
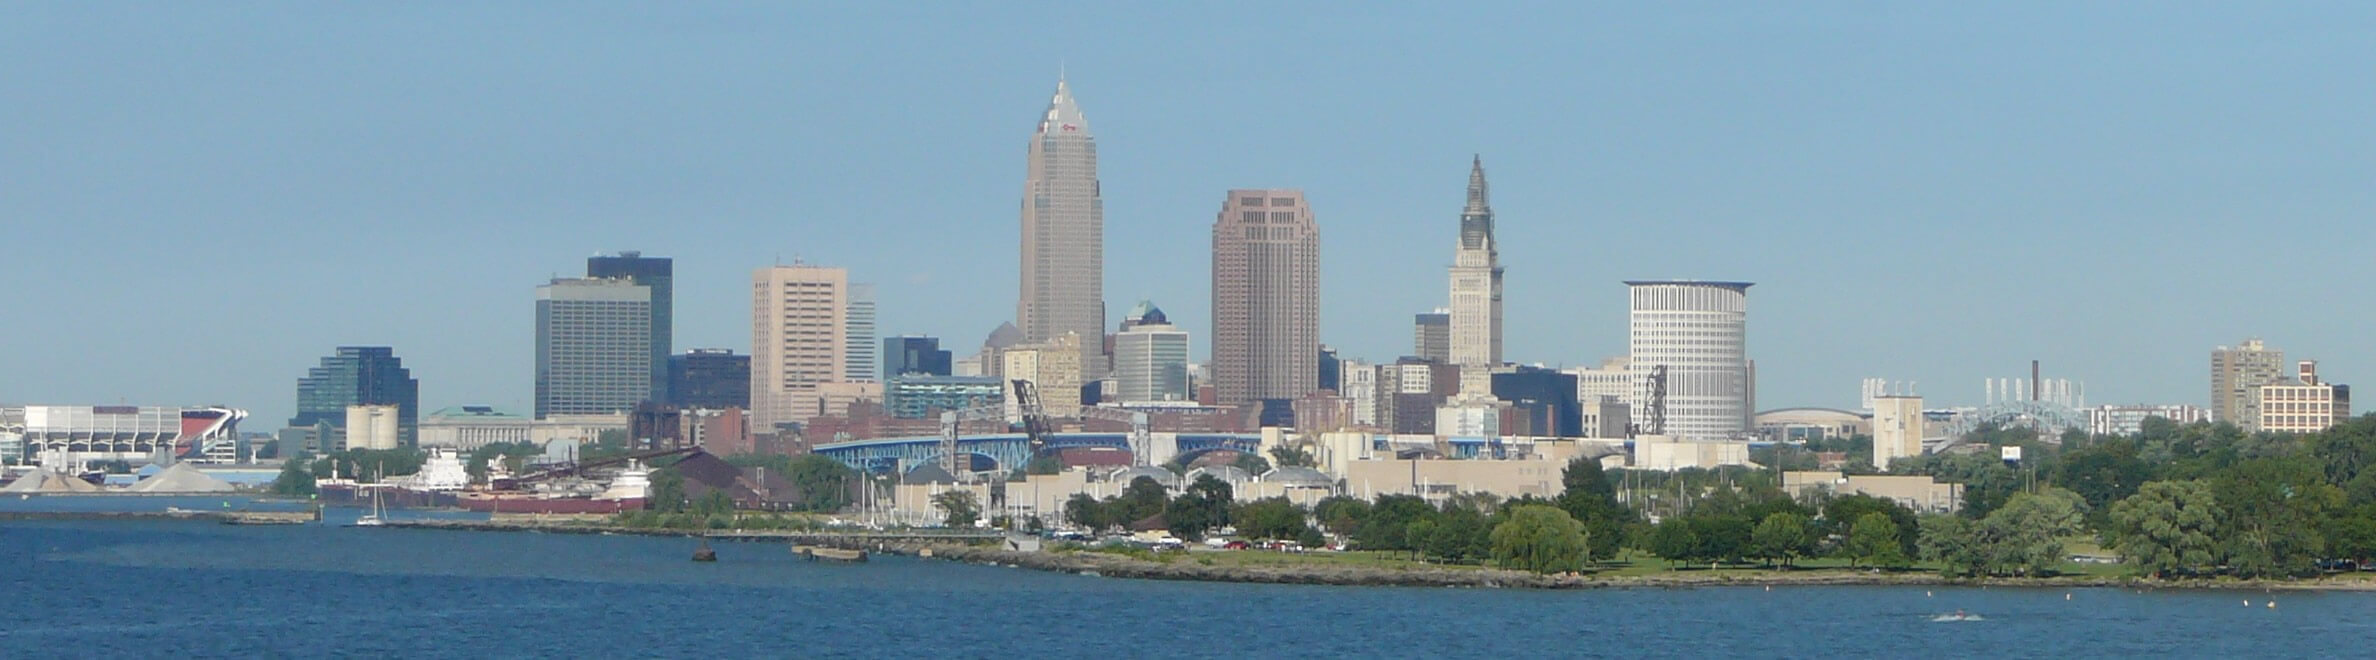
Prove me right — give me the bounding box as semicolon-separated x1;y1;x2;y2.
1447;156;1504;396
1017;77;1107;377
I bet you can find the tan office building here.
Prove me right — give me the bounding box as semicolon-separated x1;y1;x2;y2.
2258;360;2349;434
2212;339;2286;430
751;264;852;432
1017;78;1107;379
1210;189;1320;407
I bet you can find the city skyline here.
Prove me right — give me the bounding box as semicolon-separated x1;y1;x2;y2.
4;4;2371;429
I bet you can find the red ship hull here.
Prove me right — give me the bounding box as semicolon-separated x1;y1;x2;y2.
457;495;645;514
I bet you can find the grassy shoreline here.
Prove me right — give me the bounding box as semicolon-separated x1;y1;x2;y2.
367;517;2376;592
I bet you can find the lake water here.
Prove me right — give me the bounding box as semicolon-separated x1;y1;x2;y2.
3;499;2367;658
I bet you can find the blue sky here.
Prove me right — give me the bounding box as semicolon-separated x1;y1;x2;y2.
3;3;2370;429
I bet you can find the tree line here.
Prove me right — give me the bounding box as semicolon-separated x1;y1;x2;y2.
1892;416;2376;578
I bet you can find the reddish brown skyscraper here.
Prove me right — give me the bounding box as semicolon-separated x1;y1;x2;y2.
1210;189;1321;408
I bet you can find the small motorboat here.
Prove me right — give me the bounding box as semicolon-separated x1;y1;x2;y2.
692;540;717;562
1931;609;1984;622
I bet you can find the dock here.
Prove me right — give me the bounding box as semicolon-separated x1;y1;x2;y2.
792;545;868;563
0;510;318;525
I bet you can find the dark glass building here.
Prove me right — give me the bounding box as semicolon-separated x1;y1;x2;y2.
667;348;751;410
1490;366;1581;438
882;335;953;379
290;346;420;447
1318;346;1341;393
587;251;672;403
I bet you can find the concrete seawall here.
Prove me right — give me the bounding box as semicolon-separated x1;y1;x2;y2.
0;511;315;524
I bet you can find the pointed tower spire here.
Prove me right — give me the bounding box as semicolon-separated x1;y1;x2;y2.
1039;75;1089;136
1459;155;1492;250
1464;155;1490;214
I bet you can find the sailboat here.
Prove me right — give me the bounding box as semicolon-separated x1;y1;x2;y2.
353;463;387;527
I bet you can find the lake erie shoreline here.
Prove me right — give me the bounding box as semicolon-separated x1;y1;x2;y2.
349;517;2376;593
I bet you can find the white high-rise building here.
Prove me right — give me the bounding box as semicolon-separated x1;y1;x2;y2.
1447;157;1503;398
2088;404;2211;436
1627;281;1752;441
1339;358;1378;427
1113;302;1190;404
844;283;877;383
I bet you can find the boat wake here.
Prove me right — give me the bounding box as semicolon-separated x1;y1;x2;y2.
1930;613;1985;622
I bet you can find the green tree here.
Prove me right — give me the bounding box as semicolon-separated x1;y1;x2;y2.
692;489;736;516
2327;505;2376;566
1489;505;1589;574
1295;526;1328;549
2213;456;2339;578
1844;511;1908;568
932;490;981;528
1918;514;1987;577
1165;494;1215;540
2058;438;2154;512
1354;494;1436;553
1164;474;1233;540
1064;493;1104;532
2107;480;2223;578
1750;512;1814;567
1820;494;1919;561
646;467;687;513
1025;454;1064;475
1648;519;1700;567
1231;451;1273;476
1979;487;2086;576
1689;515;1753;565
1235;497;1309;541
270;455;317;496
1115;476;1171;526
1904;451;2025;518
1405;519;1437;558
1268;444;1317;469
1312;495;1371;537
1423;505;1491;564
783;454;857;512
1555;457;1633;561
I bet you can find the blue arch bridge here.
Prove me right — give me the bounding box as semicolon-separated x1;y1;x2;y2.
813;432;1264;476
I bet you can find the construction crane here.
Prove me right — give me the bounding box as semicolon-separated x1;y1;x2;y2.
1010;379;1053;456
1646;365;1668;436
1629;365;1669;438
1010;378;1153;467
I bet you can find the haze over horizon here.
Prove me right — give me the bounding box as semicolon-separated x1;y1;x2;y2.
4;3;2370;430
